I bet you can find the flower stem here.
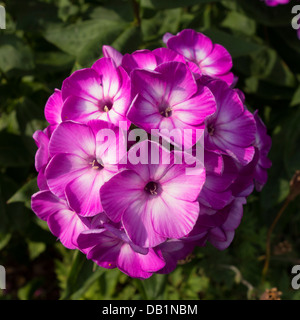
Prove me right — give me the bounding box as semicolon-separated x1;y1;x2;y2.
262;197;291;279
131;0;141;27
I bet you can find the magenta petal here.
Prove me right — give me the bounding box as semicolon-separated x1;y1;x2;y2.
127;94;162;132
87;233;122;269
209;230;235;250
124;140;173;182
61;95;100;123
205;80;256;165
65;169;108;216
214;138;255;166
152;47;186;65
138;247;165;273
100;169;146;222
37;169;49;191
204;150;223;175
199;188;232;210
110;67;131;115
122;198;166;248
162;32;174;44
131;61;197;106
122;50;157;73
204;156;237;192
31;190;66;221
62;68;102;103
49;121;95;158
222;197;246;231
207;80;244;124
88;119;127;166
117;244;164;278
49;123;93;157
44;89;63;125
91;57;122;98
77;229;106;249
218;72;234;86
167;29;213;63
47;209;90;249
160;163;205;202
218;110;256;147
172;85;216;126
150;193;200;239
200;44;232;78
166;29;233;84
209;227;227;242
45;153;88;198
102;45;123;67
254;164;269;192
33;130;49;172
155;61;198;105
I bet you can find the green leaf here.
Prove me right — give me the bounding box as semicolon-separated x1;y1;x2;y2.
244;77;295;100
234;47;295;87
291;85;300;107
35;51;75;72
44;20;128;61
109;25;142;54
60;250;105;300
142;8;182;44
203;29;261;58
18;278;43;300
6;0;59;32
0;35;35;73
16;97;47;136
221;11;256;36
7;178;38;209
88;2;134;23
0;233;11;250
236;0;294;27
140;273;167;299
261;109;300;210
140;0;221;9
0;131;34;168
27;241;46;260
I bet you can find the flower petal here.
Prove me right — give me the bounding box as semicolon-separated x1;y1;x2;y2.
91;57;122;98
48;209;90;249
61;95;100;123
49;121;95;158
65;168;109;216
44;89;63;125
45;153;88;198
151;193;200;239
31;190;66;221
100;169;146;222
62;68;102;103
102;45;123;67
117;243;165;278
122;198;166;248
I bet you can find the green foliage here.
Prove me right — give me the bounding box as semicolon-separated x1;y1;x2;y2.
0;0;300;301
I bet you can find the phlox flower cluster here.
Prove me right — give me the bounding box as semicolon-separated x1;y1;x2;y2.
31;29;271;278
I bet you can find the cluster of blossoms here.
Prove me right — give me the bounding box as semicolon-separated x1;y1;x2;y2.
31;29;272;278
